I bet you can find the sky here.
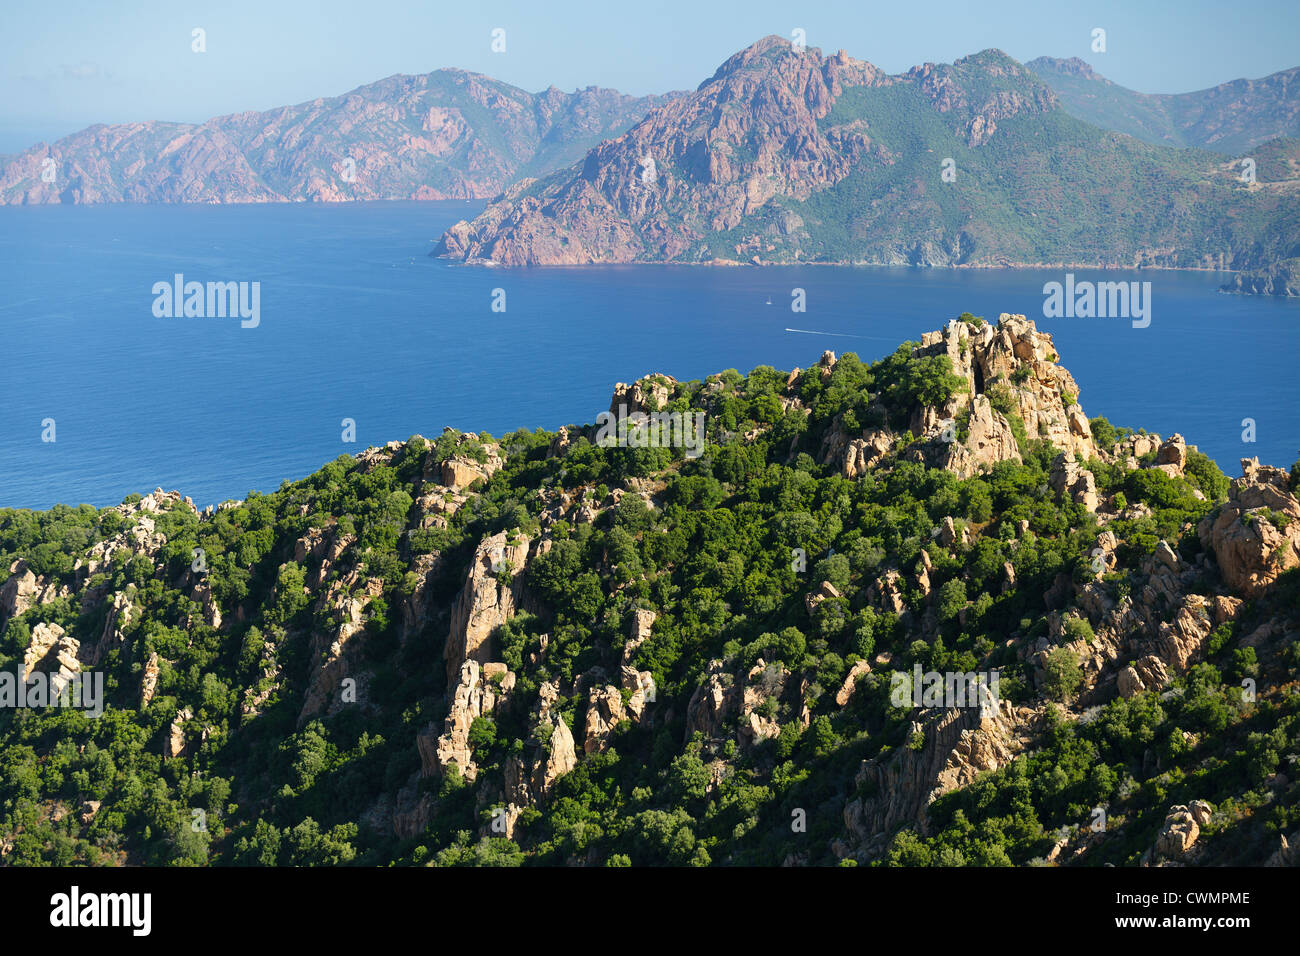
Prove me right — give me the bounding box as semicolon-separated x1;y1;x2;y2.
1;0;1296;153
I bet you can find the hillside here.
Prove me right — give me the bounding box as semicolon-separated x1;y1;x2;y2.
0;72;675;204
1027;56;1300;153
2;312;1298;867
434;38;1300;275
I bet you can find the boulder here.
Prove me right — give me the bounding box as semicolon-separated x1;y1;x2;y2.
1155;805;1200;859
1152;434;1187;477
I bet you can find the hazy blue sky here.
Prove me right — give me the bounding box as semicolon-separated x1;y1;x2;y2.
2;0;1295;152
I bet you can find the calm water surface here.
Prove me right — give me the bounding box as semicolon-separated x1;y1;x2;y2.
0;200;1296;510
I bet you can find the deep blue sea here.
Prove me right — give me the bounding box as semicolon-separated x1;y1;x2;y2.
1;200;1297;511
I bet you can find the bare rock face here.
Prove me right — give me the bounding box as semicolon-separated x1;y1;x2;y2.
583;684;627;754
164;708;193;759
1114;432;1161;465
386;778;434;841
738;659;788;748
23;622;81;696
894;315;1097;481
963;395;1024;472
1264;830;1300;866
868;570;908;615
621;665;655;721
610;375;676;416
0;560;40;625
624;608;656;667
936;516;969;549
1154;805;1200;859
1117;655;1171;698
420;659;515;781
531;683;577;797
299;574;384;725
80;590;136;667
300;529;354;589
2;560;72;631
188;581;222;631
915;551;933;597
1155;595;1215;672
399;551;444;642
836;660;872;707
843;701;1032;856
1199;458;1300;597
842;431;894;478
805;580;842;614
445;531;531;685
73;490;182;589
685;660;737;742
140;651;161;708
917;315;1096;462
1152;434;1188;477
1189;799;1214;826
437;432;504;491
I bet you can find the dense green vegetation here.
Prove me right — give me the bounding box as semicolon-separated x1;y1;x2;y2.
1;336;1297;868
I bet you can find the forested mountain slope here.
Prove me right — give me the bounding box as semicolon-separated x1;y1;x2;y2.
2;313;1298;867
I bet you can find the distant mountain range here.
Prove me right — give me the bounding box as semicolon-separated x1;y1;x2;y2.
1027;56;1300;153
3;39;1296;294
435;37;1299;293
0;72;676;204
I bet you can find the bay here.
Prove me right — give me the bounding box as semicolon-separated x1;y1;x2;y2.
0;200;1296;510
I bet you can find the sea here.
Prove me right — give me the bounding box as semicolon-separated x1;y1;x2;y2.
0;199;1296;511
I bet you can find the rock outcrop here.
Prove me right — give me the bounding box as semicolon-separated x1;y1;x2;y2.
835;660;872;707
583;684;627;754
1154;805;1201;860
140;652;161;708
444;531;531;684
419;659;515;781
915;314;1096;463
1050;453;1099;512
530;683;577;797
1199;458;1300;597
22;622;81;695
298;574;384;724
685;660;736;742
610;376;676;416
164;708;193;759
842;700;1032;857
826;315;1099;482
738;659;787;748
